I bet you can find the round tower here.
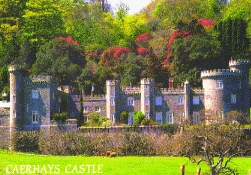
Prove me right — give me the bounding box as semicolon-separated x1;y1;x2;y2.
201;69;242;122
229;59;250;117
8;64;24;150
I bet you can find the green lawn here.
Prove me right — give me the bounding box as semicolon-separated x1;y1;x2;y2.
0;149;250;175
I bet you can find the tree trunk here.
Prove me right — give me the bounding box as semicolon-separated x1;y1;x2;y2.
211;167;216;175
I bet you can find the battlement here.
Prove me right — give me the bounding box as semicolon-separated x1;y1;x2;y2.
24;75;58;84
122;86;141;94
160;88;184;94
8;65;23;73
201;69;241;78
106;80;120;86
71;94;106;101
83;94;106;100
229;59;250;66
141;78;155;85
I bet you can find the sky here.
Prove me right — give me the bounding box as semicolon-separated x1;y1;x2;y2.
107;0;153;14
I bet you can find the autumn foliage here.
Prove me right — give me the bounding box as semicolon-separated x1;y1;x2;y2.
137;48;148;56
135;33;152;44
198;19;215;30
57;36;79;45
114;48;130;62
101;47;118;67
164;19;215;65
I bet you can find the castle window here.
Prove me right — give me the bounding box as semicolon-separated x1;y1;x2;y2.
193;97;199;105
128;112;134;125
145;112;149;119
111;98;115;105
32;111;39;123
178;112;184;124
216;80;223;89
156;112;162;124
128;97;134;106
13;110;16;118
216;111;224;123
83;106;88;113
26;104;29;112
111;113;115;122
166;112;173;124
193;112;200;124
231;95;236;104
95;106;100;112
32;90;39;99
156;97;162;105
146;97;149;105
13;95;16;103
178;97;183;104
52;93;55;100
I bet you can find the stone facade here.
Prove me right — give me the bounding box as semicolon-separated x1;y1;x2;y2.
9;65;60;132
4;59;250;133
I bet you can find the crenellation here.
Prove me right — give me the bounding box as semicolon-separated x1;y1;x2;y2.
201;69;241;78
6;58;249;139
229;59;250;66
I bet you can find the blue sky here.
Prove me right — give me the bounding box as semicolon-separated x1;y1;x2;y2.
107;0;153;14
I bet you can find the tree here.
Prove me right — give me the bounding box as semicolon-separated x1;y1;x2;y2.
168;33;221;87
144;48;169;88
65;1;122;50
216;17;250;65
134;111;145;124
119;110;129;124
169;124;251;175
21;0;67;66
115;53;147;86
0;0;29;64
31;37;85;86
115;2;129;23
153;0;223;27
0;65;10;100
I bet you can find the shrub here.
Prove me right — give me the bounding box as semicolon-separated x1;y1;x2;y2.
51;112;70;124
102;120;114;127
13;131;39;152
159;124;179;135
85;113;108;127
134;111;145;124
141;118;156;125
119;111;128;124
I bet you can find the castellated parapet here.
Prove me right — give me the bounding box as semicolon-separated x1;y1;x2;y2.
201;59;250;120
201;69;242;78
229;59;250;67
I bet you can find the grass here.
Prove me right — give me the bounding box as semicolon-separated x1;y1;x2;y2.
0;149;250;175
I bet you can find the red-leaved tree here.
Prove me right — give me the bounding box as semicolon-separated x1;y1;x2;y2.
114;47;130;63
135;33;152;48
164;19;215;67
137;48;148;56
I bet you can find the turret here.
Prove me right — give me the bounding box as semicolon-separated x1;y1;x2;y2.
141;78;155;119
106;80;120;122
201;68;242;123
9;64;24;150
229;59;250;116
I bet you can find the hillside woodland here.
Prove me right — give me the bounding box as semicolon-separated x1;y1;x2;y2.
0;0;251;97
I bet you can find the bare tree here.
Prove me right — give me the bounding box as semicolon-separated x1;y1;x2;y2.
169;124;251;175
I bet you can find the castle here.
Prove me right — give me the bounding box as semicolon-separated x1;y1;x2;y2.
2;59;250;133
